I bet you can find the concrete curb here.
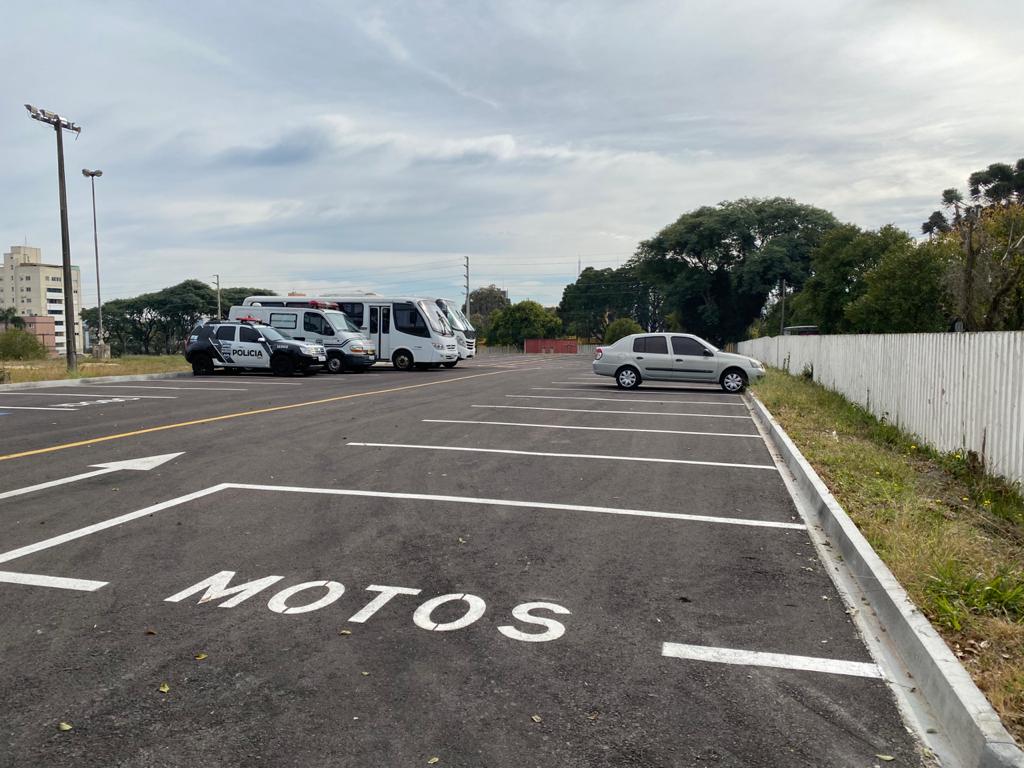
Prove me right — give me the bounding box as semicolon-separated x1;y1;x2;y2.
749;394;1024;768
0;371;193;391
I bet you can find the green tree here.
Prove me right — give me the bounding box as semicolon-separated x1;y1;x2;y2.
219;286;277;312
633;197;838;345
487;301;561;348
603;317;643;344
466;284;510;317
924;159;1024;330
558;265;664;340
845;240;953;333
0;329;47;360
788;225;913;333
0;307;26;330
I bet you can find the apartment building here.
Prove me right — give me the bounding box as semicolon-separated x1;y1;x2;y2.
0;245;83;355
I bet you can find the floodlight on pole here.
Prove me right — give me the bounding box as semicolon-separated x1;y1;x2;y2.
25;103;82;371
82;168;104;356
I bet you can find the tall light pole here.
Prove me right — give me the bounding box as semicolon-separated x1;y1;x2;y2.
26;104;81;372
82;168;105;357
464;256;470;317
212;274;221;319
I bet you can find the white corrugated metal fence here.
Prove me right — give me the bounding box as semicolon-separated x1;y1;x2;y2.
737;332;1024;486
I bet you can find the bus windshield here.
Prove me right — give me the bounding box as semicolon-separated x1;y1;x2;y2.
440;300;473;332
418;300;454;336
325;310;360;333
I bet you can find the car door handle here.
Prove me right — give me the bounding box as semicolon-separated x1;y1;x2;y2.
635;356;644;360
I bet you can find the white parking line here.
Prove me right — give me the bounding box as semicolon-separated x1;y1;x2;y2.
661;642;884;679
80;385;248;392
422;419;761;439
513;394;745;406
0;392;176;399
0;570;107;592
0;405;77;411
348;442;776;470
534;387;741;398
473;405;752;420
0;483;807;571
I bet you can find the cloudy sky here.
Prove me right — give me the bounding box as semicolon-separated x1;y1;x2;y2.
2;1;1021;309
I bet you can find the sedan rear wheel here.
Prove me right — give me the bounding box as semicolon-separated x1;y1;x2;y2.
616;366;640;389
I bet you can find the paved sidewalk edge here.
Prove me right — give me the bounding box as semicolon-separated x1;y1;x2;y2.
750;393;1024;768
0;371;192;391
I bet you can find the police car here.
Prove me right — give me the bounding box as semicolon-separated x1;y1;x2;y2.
185;319;327;376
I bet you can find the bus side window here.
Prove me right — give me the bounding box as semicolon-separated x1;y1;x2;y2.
370;307;379;334
382;307;390;333
341;303;364;326
393;302;429;338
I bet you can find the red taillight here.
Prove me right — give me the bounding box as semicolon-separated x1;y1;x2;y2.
594;348;603;360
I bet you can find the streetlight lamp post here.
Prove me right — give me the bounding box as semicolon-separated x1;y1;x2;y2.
81;168;107;358
25;104;81;372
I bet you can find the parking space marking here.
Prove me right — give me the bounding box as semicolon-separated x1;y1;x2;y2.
348;442;777;470
0;368;543;463
78;384;249;392
661;642;884;679
0;482;805;573
533;387;741;399
423;419;763;439
0;405;77;412
0;392;177;399
513;394;746;406
473;405;752;420
0;571;108;592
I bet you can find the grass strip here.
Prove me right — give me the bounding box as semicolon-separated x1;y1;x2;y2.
753;368;1024;741
0;355;189;383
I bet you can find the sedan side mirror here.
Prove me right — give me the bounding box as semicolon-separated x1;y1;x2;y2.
702;348;714;357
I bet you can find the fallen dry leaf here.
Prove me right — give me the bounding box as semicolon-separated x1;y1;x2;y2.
194;652;208;661
158;682;170;693
144;629;157;636
58;722;73;732
427;758;440;765
361;671;370;676
530;714;542;723
339;629;352;636
875;756;895;762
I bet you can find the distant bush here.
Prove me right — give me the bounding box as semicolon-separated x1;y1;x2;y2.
604;318;643;344
0;329;48;360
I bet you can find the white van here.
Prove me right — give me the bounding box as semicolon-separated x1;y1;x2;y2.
434;298;476;364
228;303;375;374
242;296;458;371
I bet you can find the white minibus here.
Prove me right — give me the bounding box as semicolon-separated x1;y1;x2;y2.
434;298;476;364
243;295;457;370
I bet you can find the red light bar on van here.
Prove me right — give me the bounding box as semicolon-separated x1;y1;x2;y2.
235;316;261;323
307;300;339;310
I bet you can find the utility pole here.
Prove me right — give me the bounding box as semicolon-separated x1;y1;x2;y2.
577;255;581;277
212;274;222;319
464;256;470;317
779;278;786;336
82;168;106;358
26;104;81;372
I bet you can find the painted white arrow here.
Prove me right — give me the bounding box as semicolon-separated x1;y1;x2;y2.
0;453;184;501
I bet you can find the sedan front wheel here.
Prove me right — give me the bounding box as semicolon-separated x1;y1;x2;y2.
720;369;748;393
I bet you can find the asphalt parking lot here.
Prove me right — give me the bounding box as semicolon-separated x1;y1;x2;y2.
0;355;922;767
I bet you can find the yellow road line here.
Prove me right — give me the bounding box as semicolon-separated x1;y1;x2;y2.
0;369;531;463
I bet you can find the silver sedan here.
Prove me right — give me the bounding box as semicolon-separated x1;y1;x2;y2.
592;332;765;392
